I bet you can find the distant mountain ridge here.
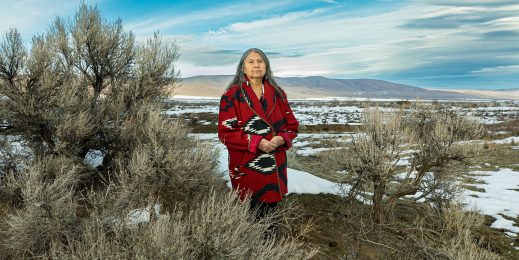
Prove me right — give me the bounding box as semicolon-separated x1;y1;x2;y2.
174;75;515;100
446;88;519;100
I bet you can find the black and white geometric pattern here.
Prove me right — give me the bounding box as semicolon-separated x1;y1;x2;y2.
240;88;254;109
230;167;246;180
243;115;271;135
272;118;286;132
245;153;276;174
222;117;238;130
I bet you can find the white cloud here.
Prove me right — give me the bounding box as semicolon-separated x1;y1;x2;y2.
177;61;235;77
205;8;327;41
126;0;301;36
470;65;519;75
423;0;518;6
484;16;519;30
320;0;338;4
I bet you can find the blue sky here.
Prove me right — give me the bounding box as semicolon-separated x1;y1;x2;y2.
1;0;518;90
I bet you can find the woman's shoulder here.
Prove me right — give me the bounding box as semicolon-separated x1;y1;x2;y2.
221;84;242;98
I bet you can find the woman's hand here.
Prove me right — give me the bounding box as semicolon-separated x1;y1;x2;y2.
258;139;277;153
270;136;285;148
257;136;286;153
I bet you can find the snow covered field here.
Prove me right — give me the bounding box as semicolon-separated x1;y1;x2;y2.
165;99;519;125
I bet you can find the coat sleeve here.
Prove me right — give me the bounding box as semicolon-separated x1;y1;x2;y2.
218;89;263;152
278;93;299;150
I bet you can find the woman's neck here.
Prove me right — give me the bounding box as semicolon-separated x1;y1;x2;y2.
249;78;262;89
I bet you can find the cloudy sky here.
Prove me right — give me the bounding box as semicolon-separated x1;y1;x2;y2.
1;0;518;90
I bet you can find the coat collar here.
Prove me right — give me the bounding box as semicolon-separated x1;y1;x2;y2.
240;79;276;121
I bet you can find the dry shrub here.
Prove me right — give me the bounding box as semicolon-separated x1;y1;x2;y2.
1;152;314;259
0;109;227;258
437;205;499;260
47;191;317;259
1;156;82;258
330;104;483;223
112;107;222;210
407;204;500;260
0;135;30;179
0;4;180;175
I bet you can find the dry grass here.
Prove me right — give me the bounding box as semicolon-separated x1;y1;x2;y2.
0;153;316;259
420;204;500;259
44;192;317;259
385;203;500;259
299;124;360;133
1;156;83;258
483;119;519;140
284;194;510;259
477;142;519;171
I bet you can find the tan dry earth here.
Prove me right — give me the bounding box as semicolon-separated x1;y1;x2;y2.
170;79;331;99
168;77;229;97
444;89;519;100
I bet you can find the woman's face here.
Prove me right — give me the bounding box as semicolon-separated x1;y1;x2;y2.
242;51;266;80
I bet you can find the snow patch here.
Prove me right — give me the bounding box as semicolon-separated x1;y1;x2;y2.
296;147;344;156
126;204;163;225
85;149;103;168
287;168;341;195
464;168;519;234
493;136;519;144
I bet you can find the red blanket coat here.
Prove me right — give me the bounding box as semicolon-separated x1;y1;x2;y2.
218;80;299;203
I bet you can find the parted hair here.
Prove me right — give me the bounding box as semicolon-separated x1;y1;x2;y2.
227;48;284;97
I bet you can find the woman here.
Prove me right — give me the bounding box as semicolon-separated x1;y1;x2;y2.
218;48;299;218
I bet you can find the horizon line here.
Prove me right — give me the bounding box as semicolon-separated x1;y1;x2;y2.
181;75;519;91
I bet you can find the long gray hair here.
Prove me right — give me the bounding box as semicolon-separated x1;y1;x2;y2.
227;48;284;97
